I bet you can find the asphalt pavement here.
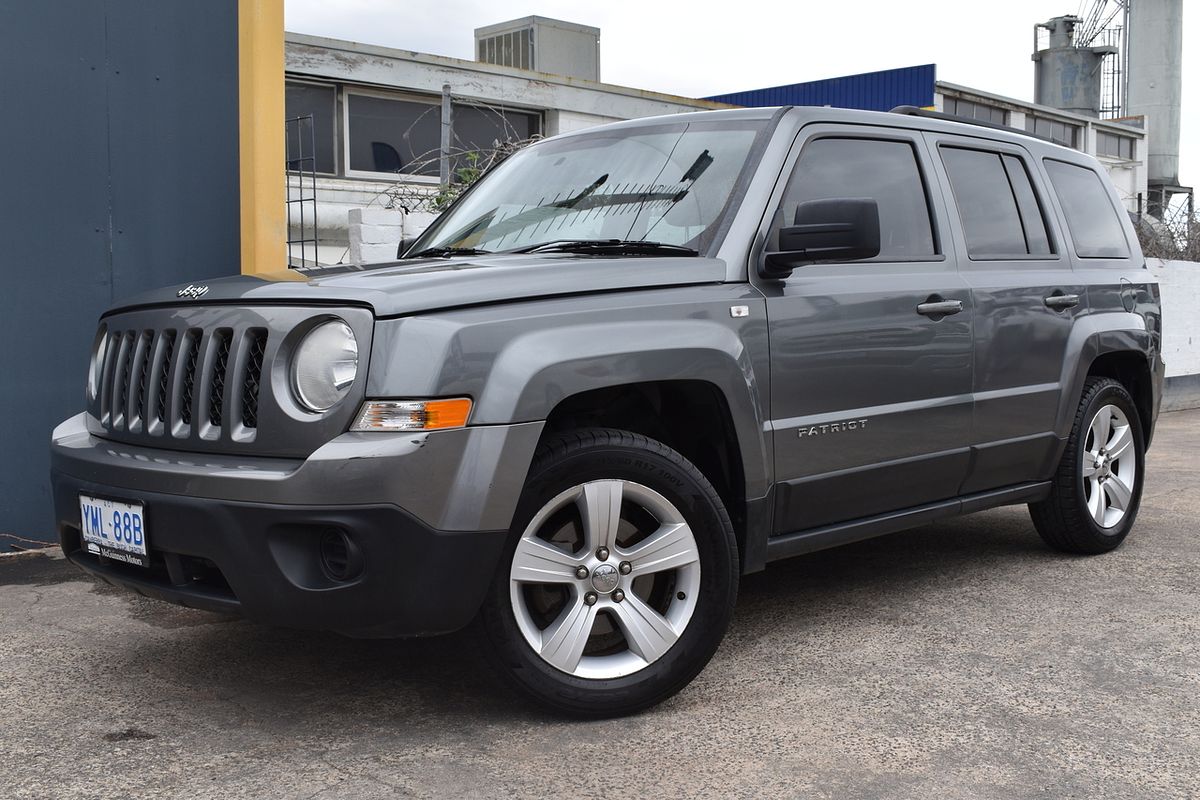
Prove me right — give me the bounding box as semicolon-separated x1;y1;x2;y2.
2;410;1198;799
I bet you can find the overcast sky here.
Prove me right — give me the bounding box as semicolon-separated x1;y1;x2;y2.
286;0;1194;181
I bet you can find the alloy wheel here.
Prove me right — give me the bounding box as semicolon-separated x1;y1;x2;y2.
1082;403;1137;530
508;479;701;679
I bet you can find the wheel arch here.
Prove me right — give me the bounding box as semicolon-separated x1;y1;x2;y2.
537;380;753;567
1085;351;1155;447
468;319;772;571
1057;311;1158;448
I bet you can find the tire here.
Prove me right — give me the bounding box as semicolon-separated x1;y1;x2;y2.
479;428;739;717
1029;377;1145;554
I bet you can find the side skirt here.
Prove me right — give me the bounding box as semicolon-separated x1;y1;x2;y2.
764;481;1051;563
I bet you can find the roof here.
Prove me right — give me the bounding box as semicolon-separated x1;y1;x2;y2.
285;32;731;112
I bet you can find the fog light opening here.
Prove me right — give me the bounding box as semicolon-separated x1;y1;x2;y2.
319;528;363;582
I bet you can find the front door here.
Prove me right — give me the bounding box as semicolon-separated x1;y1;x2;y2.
760;130;975;533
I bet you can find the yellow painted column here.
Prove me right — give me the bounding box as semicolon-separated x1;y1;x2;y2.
238;0;285;274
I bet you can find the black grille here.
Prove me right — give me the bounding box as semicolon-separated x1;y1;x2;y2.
208;330;232;427
155;331;177;424
242;330;268;429
95;324;273;444
180;333;200;426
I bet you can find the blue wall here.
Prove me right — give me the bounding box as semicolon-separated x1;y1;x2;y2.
0;2;241;544
707;64;937;112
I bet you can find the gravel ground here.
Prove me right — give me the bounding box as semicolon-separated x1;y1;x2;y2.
2;410;1198;799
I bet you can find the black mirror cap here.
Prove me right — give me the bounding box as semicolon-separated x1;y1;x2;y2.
760;198;881;279
396;237;414;259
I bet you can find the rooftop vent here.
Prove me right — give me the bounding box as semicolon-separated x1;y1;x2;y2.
474;16;600;81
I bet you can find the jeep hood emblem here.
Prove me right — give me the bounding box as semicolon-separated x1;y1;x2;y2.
177;284;210;300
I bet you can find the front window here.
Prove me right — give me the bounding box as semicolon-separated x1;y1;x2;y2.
411;119;766;256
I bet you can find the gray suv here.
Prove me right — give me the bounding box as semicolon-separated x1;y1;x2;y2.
50;106;1164;716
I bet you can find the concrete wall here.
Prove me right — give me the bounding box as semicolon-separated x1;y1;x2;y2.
348;208;438;264
1150;259;1200;377
1150;259;1200;412
1;2;240;543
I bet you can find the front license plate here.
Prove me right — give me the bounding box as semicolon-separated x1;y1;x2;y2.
79;494;149;567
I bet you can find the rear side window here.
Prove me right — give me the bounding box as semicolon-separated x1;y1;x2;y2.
780;138;936;259
1044;160;1131;258
940;147;1053;258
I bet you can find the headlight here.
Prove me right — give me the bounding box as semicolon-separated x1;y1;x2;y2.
291;320;358;412
87;326;108;401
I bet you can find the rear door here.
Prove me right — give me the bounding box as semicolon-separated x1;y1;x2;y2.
925;133;1084;493
758;127;975;533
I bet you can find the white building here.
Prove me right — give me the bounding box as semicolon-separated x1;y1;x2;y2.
284;24;727;265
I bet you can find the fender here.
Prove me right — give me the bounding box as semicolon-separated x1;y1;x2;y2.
1055;309;1154;437
472;319;772;502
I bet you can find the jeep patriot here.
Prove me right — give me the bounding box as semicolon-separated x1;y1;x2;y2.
51;106;1164;716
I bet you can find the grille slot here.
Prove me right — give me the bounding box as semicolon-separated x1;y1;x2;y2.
208;330;232;427
179;332;200;427
99;330;121;424
241;330;268;429
112;332;136;428
155;330;177;425
132;331;153;429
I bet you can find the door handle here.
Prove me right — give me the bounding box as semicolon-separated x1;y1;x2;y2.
916;298;964;318
1044;293;1080;310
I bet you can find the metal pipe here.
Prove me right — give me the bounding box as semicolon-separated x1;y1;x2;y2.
440;84;452;187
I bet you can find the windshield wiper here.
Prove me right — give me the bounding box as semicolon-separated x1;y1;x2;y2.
405;246;492;259
513;239;699;256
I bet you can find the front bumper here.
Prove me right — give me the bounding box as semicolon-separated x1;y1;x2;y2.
50;414;544;637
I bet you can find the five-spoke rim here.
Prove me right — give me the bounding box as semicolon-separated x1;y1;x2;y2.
509;479;701;679
1082;404;1137;530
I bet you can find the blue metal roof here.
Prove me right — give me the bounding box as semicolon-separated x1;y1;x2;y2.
705;64;937;112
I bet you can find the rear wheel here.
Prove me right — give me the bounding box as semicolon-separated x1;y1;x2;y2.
479;428;738;717
1030;377;1145;554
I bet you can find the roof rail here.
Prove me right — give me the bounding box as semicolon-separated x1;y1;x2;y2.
889;105;1056;144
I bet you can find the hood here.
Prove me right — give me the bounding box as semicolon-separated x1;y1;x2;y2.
109;254;728;318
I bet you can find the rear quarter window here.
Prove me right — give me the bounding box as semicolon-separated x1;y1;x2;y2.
1043;160;1131;259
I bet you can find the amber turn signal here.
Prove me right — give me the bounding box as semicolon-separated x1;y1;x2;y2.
350;398;472;431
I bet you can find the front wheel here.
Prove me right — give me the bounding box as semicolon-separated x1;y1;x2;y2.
479;429;739;717
1030;377;1145;554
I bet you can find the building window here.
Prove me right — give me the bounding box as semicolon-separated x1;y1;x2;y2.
943;97;1008;126
345;90;541;179
285;82;337;174
1096;130;1136;160
346;92;442;177
1026;115;1080;149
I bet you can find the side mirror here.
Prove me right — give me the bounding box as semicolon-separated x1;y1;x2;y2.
396;237;414;259
761;198;881;279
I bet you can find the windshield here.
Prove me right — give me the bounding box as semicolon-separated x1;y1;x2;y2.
409;119;765;257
